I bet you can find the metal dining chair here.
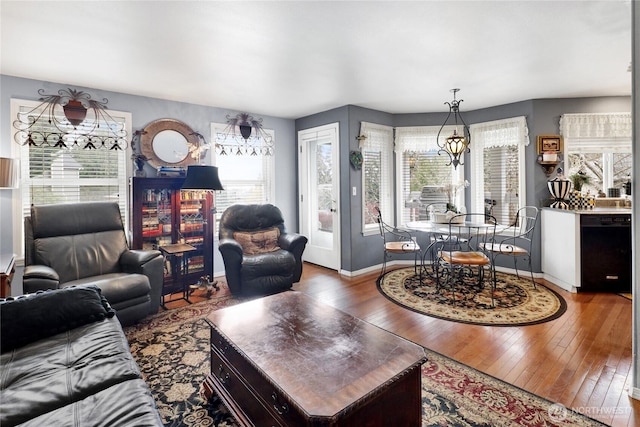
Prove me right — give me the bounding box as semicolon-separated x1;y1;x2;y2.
375;207;422;280
434;213;498;307
479;206;539;289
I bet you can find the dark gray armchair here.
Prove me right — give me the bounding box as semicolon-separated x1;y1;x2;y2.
218;204;307;296
23;202;164;326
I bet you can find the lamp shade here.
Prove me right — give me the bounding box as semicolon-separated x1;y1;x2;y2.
181;165;224;190
0;157;19;188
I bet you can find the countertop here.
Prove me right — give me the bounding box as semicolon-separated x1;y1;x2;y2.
543;207;632;215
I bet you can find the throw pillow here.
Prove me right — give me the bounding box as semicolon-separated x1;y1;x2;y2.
1;285;115;352
234;227;281;255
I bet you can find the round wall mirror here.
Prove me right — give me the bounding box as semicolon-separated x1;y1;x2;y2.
140;119;199;168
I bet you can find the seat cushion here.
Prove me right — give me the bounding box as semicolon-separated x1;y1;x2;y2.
0;317;141;426
241;249;296;281
16;379;162;427
440;250;490;266
63;273;151;305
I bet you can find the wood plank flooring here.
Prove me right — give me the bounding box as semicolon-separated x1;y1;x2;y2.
180;262;638;426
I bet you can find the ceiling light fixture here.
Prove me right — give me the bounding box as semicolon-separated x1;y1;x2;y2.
216;112;274;156
436;88;470;169
13;88;128;150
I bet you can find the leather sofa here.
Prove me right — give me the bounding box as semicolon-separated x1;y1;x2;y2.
0;285;162;427
23;202;164;326
218;204;308;296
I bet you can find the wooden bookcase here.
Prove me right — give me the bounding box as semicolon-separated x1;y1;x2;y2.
130;177;213;299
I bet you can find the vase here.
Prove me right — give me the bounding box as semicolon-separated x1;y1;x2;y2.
547;179;572;210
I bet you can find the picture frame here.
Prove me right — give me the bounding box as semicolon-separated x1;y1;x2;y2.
537;135;563;154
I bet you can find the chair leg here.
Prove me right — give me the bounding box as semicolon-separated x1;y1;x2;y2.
527;255;537;289
513;257;521;279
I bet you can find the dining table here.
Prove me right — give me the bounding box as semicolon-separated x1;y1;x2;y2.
405;219;506;302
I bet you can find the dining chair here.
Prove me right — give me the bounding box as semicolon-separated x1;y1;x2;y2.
479;206;539;289
434;213;497;307
375;207;422;280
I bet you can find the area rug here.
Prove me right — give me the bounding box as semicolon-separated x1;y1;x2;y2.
378;267;567;326
124;290;604;427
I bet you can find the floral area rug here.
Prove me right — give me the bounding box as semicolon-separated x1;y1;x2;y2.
124;288;603;427
378;267;567;326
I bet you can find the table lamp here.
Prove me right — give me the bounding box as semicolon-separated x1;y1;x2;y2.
181;165;224;296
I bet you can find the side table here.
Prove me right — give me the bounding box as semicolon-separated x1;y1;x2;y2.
159;243;196;306
1;253;16;298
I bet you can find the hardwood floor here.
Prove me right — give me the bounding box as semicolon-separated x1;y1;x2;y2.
180;263;638;426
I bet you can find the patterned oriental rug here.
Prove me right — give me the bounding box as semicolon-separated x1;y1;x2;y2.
124;288;603;427
378;267;567;326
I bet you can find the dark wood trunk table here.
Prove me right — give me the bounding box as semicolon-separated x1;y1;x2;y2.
203;291;426;426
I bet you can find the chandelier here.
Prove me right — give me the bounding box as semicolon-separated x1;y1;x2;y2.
436;88;470;169
216;112;274;156
13;88;128;150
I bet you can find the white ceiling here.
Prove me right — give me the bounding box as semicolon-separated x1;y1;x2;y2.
0;1;632;119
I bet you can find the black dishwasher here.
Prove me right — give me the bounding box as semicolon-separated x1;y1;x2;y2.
580;214;631;293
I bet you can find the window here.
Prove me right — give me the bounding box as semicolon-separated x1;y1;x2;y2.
469;116;528;225
11;98;130;256
359;122;394;232
211;123;275;223
395;126;463;226
560;113;632;195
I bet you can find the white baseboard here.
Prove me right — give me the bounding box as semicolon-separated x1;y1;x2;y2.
629;386;640;400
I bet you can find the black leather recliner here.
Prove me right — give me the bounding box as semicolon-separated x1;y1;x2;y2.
218;204;308;296
23;202;164;325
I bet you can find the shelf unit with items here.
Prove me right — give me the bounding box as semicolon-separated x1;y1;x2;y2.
130;177;213;302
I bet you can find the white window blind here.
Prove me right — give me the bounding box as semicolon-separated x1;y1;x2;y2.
13;99;130;240
470;116;528;225
560;113;632;194
394;125;462;226
211;123;275;222
360;122;394;230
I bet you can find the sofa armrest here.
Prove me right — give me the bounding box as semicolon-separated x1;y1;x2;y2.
218;238;244;294
120;249;164;314
120;249;162;269
23;265;60;293
279;233;308;282
279;232;308;253
1;285;115;352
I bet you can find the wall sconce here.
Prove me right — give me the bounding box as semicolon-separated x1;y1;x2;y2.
12;88;128;150
436;88;470;169
216;112;274;156
0;157;19;189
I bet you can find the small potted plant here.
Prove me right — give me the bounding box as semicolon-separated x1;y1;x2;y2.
569;171;590;193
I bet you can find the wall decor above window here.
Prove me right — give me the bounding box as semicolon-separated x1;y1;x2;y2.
216;112;274;156
12;88;128;150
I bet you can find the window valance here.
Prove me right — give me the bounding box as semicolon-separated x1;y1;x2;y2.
469;116;529;149
560;113;632;153
394;125;458;153
559;113;631;139
360;122;393;150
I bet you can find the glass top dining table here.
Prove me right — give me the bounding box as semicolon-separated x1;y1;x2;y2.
404;219;506;281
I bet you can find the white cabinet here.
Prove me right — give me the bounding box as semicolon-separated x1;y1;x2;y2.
541;208;581;292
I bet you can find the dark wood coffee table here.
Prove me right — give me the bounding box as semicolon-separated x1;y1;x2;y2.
203;291;426;426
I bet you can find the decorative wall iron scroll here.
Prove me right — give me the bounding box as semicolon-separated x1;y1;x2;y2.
13;88;128;150
215;112;274;156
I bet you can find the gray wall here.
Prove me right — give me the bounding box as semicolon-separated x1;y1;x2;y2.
296;96;631;274
0;74;632;279
0;75;298;276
